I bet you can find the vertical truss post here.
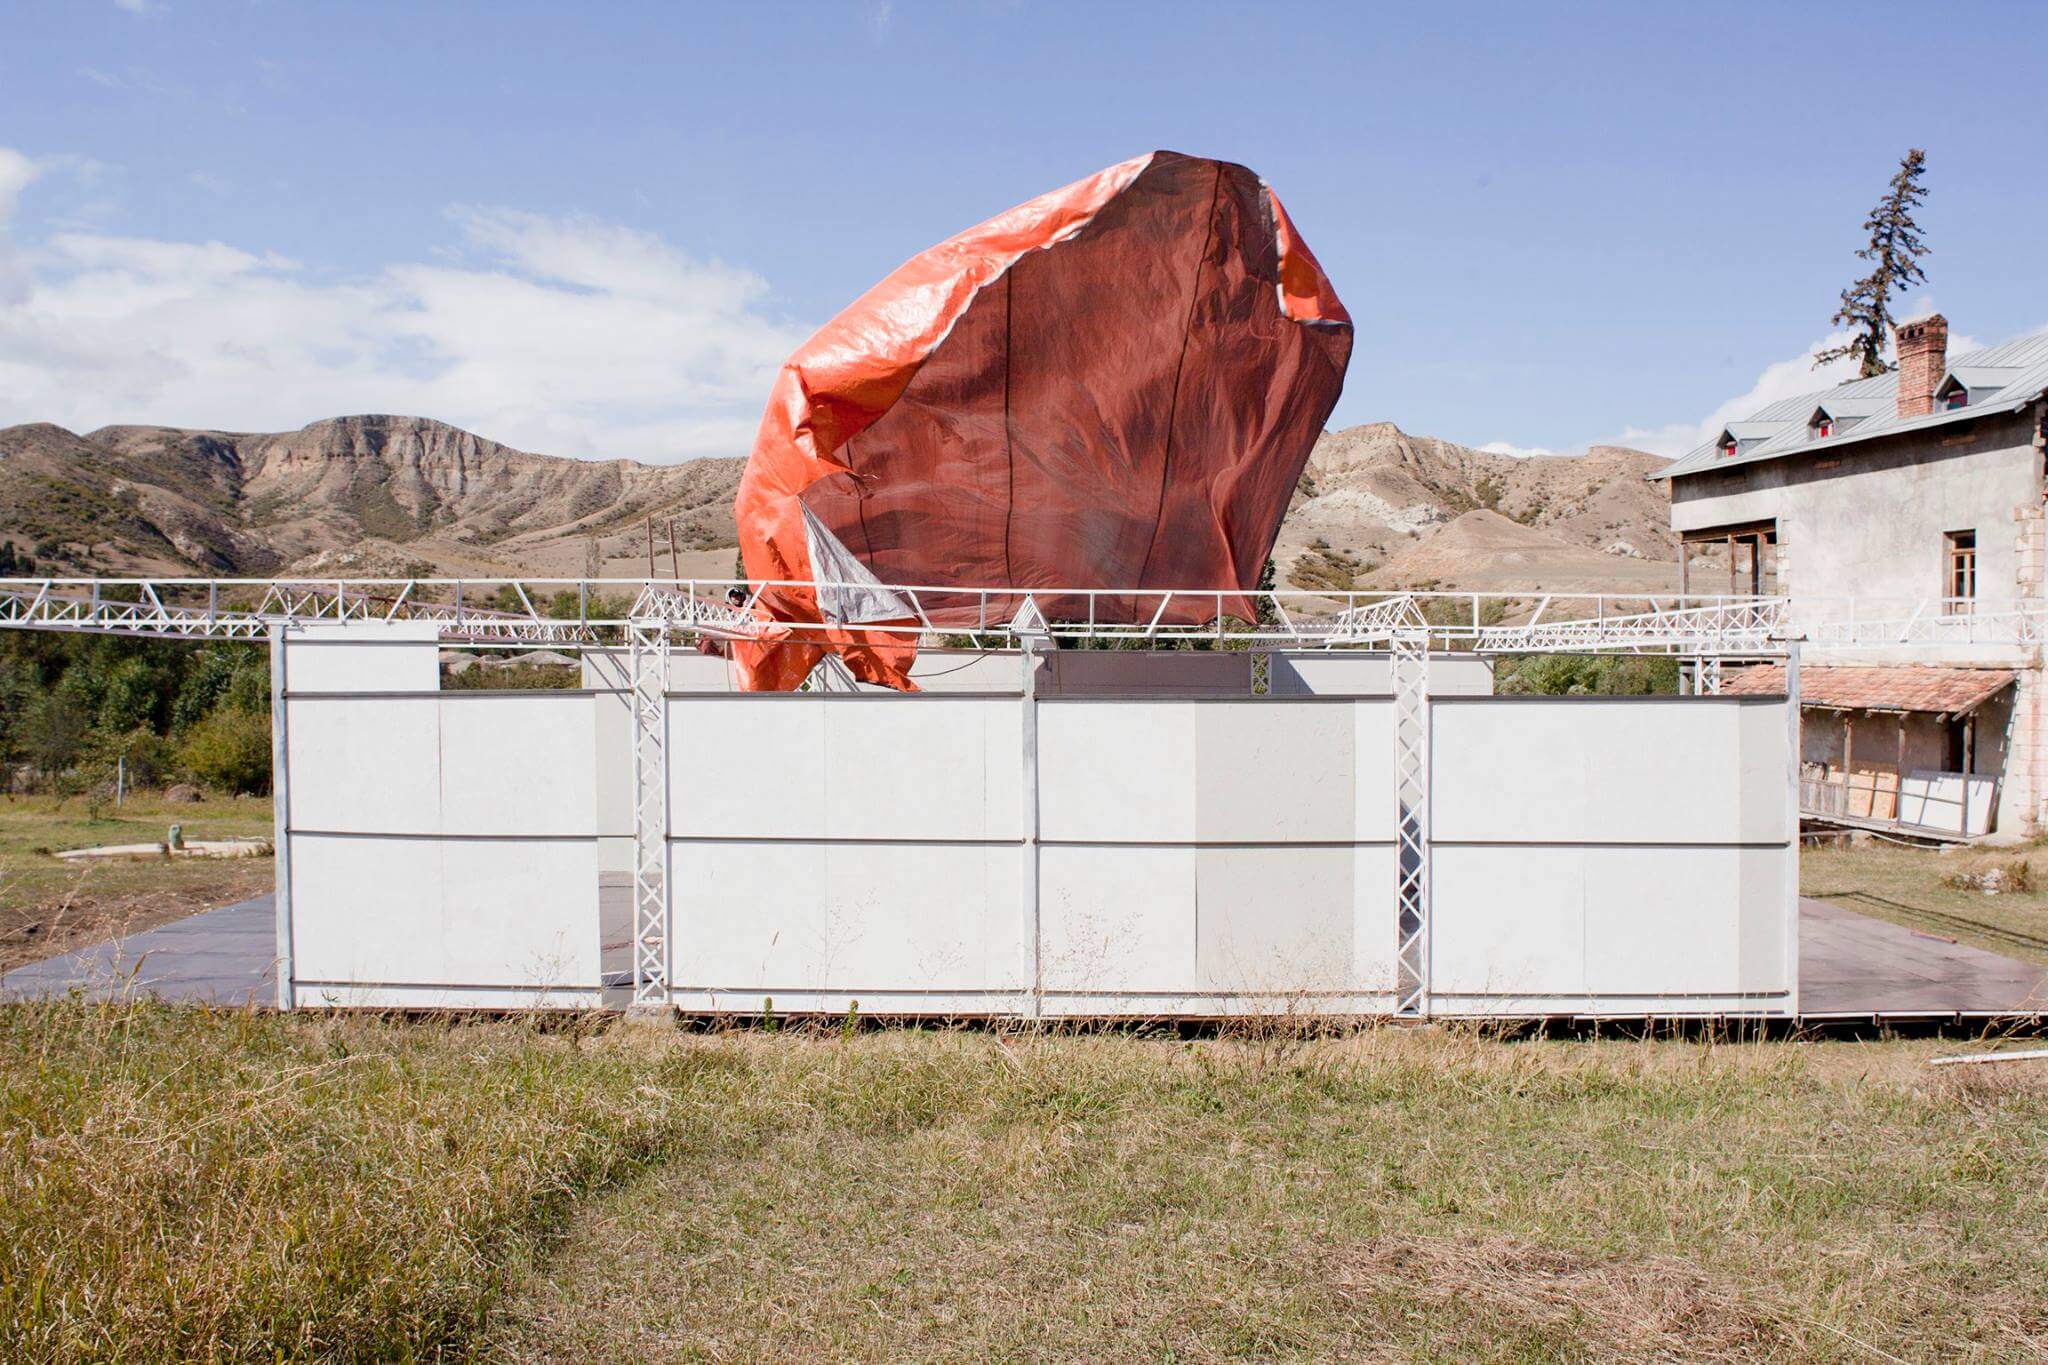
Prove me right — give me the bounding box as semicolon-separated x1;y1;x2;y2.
1014;596;1050;1021
269;624;295;1011
629;621;671;1007
1392;628;1431;1018
1697;654;1724;695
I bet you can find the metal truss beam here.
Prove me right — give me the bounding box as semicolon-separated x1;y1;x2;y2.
5;577;2044;659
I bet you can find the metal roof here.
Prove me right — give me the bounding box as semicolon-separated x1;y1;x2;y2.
1656;332;2048;481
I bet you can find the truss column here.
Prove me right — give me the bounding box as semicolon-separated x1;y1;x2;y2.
1697;655;1724;695
628;622;672;1008
1392;629;1431;1019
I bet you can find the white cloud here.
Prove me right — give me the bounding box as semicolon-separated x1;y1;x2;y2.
1477;440;1558;459
0;148;39;220
1600;317;1987;459
0;148;810;461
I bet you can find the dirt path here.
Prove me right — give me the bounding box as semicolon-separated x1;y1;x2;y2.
0;859;274;973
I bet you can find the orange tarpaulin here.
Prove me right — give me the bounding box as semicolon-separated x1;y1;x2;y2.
733;150;1353;690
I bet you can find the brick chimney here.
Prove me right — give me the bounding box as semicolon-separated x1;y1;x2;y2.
1894;313;1948;419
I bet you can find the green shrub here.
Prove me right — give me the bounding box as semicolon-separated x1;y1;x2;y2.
85;726;177;791
1494;653;1679;696
178;710;272;795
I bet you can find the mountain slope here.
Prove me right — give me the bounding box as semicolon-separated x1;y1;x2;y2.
2;416;743;578
0;414;1677;595
1276;423;1676;595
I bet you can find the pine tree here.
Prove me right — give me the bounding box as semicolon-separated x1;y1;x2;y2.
1815;148;1931;378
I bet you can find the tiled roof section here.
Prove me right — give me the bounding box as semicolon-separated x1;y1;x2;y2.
1722;664;2015;714
1656;332;2048;481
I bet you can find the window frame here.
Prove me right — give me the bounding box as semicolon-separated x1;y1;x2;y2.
1944;528;1978;616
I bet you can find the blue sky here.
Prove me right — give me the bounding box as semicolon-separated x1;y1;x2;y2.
3;0;2044;463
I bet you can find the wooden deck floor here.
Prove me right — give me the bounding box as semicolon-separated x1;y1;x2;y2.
5;894;2046;1021
1798;897;2048;1018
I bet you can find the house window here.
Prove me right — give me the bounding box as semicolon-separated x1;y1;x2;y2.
1812;416;1835;439
1719;436;1738;459
1943;386;1968;411
1945;529;1977;615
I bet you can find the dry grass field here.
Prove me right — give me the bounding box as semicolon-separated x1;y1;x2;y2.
0;793;273;971
2;1003;2044;1361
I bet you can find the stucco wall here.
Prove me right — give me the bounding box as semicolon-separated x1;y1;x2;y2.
1670;411;2037;623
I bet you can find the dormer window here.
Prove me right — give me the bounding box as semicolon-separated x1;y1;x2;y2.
1718;433;1738;459
1811;415;1835;440
1942;385;1968;411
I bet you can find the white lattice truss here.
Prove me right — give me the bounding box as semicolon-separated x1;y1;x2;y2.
628;623;671;1005
2;578;2042;657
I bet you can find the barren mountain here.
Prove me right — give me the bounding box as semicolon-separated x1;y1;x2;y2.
0;414;1677;595
0;415;742;580
1277;423;1677;596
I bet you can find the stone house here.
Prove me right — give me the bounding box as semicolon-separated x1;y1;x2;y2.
1657;316;2048;835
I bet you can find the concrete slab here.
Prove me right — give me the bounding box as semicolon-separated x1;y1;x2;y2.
1;896;276;1006
1799;897;2048;1017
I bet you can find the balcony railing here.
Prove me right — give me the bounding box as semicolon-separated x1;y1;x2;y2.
1800;768;1997;839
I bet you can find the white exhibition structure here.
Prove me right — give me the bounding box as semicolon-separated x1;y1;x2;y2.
7;574;1941;1020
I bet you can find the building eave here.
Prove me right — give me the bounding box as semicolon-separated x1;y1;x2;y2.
1654;385;2047;483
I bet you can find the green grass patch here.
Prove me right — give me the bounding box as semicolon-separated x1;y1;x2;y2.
492;1029;2048;1360
0;792;271;909
0;1004;696;1360
6;1017;2046;1358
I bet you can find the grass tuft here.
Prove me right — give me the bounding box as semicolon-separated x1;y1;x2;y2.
0;1002;694;1360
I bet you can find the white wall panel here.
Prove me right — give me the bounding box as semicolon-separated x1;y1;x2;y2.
1271;653;1391;696
287;697;441;834
1193;847;1357;993
1431;699;1789;844
288;694;595;836
1351;702;1396;844
672;841;828;990
439;696;596;836
1430;846;1588;996
285;623;440;692
670;841;1021;993
291;834;439;987
671;698;827;837
818;842;1022;991
1581;848;1742;994
821;701;1021;841
1040;845;1196;992
1193;705;1355;842
1041;845;1388;995
908;651;1025;693
670;698;1020;841
1736;847;1794;993
1432;845;1791;1000
438;840;598;988
1041;700;1387;845
1039;703;1199;843
291;835;596;990
1352;843;1400;991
